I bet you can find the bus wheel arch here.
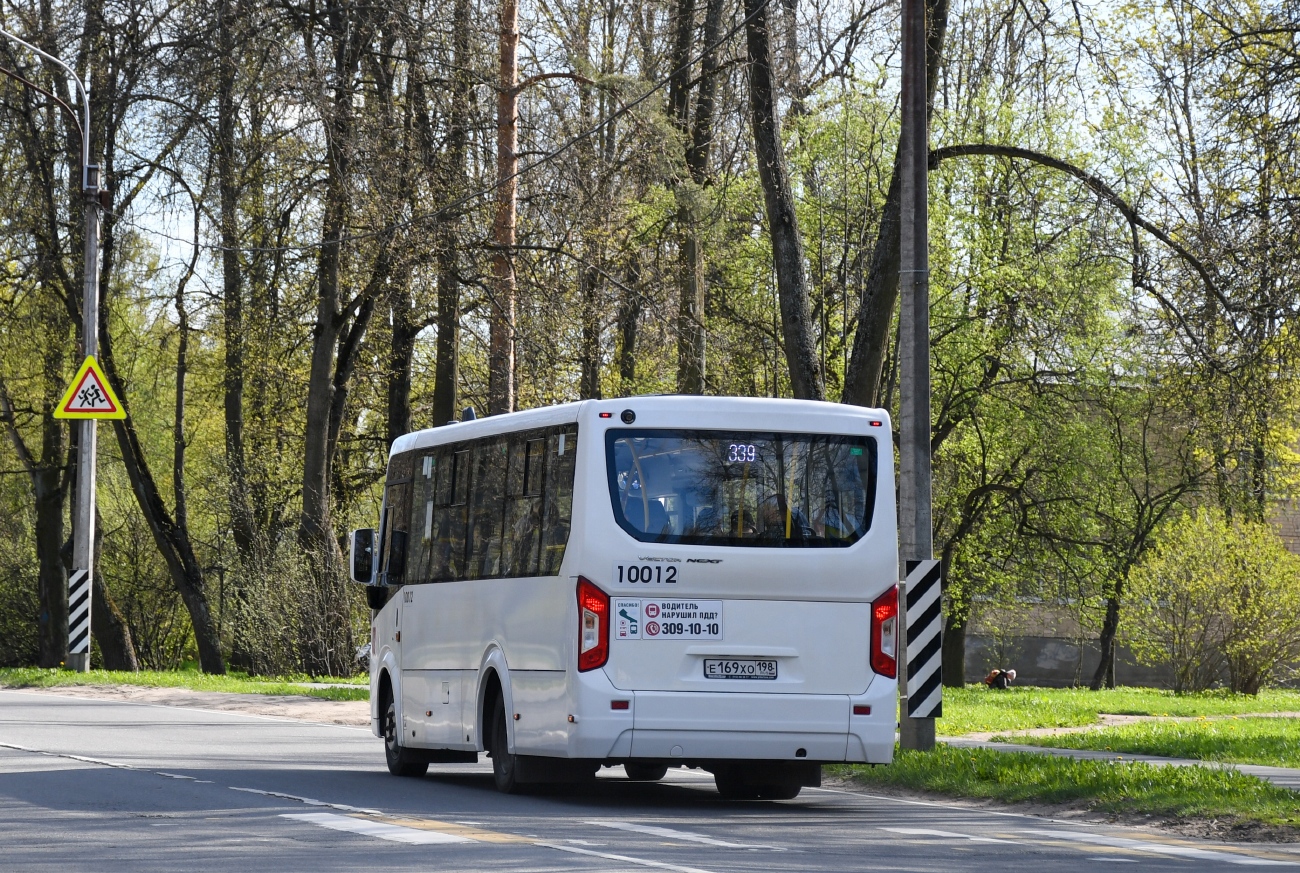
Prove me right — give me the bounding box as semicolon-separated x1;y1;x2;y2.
475;647;513;753
378;670;427;777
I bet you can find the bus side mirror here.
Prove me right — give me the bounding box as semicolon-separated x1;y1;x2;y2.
350;529;375;584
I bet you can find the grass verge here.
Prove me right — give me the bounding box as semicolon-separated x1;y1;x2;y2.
1006;717;1300;768
0;668;369;701
832;746;1300;832
940;686;1300;736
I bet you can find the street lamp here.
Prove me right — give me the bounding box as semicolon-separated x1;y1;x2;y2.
0;27;101;672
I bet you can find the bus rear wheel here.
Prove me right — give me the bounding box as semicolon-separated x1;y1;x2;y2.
383;697;429;778
624;762;669;782
713;767;801;800
490;698;524;794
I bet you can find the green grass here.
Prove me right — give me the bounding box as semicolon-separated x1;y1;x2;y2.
834;746;1300;828
938;686;1300;736
0;668;370;701
1005;717;1300;768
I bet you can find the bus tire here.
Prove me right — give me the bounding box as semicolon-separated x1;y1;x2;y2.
755;782;801;800
713;770;762;800
624;762;669;782
490;698;524;794
383;696;429;778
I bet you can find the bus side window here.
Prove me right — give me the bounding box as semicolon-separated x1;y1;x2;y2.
540;426;578;575
467;439;507;580
502;435;542;577
407;453;436;584
380;452;415;585
431;448;470;580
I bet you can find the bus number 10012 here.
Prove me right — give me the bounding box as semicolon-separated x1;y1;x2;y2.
614;563;678;584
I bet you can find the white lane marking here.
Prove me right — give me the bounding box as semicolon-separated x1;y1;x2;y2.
564;839;607;846
230;786;383;816
156;772;195;780
588;820;780;850
880;827;1016;844
536;840;720;873
1021;829;1298;866
0;740;131;770
281;813;474;845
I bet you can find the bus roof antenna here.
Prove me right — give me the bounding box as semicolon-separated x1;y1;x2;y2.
461;407;477;421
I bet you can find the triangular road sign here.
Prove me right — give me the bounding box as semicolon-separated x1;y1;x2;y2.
54;356;126;420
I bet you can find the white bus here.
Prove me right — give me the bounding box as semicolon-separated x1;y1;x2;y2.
351;396;899;799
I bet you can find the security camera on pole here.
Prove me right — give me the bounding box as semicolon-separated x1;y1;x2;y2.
897;0;941;750
0;27;107;672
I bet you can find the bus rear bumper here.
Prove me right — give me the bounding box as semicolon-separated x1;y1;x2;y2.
573;676;895;765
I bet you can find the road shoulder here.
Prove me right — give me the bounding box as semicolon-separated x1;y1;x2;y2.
5;683;371;726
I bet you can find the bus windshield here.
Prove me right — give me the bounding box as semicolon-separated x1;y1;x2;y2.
606;429;877;547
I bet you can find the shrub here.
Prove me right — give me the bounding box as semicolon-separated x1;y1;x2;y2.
1126;508;1300;694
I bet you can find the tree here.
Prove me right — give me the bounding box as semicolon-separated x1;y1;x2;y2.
1127;508;1300;694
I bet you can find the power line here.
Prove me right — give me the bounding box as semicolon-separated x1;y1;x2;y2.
113;0;773;256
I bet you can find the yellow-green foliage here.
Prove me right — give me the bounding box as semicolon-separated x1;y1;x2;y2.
1125;509;1300;694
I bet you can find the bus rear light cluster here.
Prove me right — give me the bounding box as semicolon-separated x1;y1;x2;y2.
870;585;898;679
577;577;610;671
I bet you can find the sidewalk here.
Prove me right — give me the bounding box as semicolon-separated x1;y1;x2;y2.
942;736;1300;792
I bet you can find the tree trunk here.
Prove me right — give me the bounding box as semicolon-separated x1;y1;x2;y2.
579;263;603;399
744;0;823;400
942;612;965;688
91;509;138;671
841;0;949;407
7;345;71;668
1090;583;1121;690
387;283;417;444
432;0;471;427
34;460;68;668
217;0;256;564
618;254;643;387
490;0;520;416
433;229;461;427
672;0;725;394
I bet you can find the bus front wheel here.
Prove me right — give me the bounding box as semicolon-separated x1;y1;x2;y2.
383;697;429;778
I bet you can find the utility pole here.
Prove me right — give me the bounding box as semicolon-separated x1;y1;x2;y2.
897;0;937;750
0;28;100;672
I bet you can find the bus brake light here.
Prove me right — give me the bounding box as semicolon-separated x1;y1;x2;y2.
870;586;898;678
577;577;610;671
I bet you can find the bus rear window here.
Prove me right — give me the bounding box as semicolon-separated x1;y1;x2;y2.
606;429;877;547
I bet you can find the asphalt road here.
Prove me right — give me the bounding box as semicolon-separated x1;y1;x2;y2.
2;688;1297;872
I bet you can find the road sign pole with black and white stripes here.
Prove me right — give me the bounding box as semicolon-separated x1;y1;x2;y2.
904;560;942;719
897;0;938;750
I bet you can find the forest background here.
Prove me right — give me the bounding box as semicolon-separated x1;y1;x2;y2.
0;0;1296;688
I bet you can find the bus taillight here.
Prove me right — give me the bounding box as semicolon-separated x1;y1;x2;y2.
870;586;898;678
577;577;610;671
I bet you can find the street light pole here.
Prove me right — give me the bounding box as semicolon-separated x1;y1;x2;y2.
898;0;936;750
0;27;100;672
